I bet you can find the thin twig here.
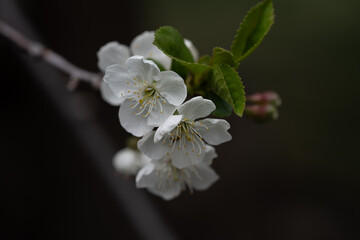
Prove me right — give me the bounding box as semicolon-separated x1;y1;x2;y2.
0;19;102;89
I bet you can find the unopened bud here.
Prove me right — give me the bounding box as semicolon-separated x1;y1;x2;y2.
246;91;281;107
245;104;278;122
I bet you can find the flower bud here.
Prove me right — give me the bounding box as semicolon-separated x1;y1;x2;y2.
244;104;278;122
246;91;281;107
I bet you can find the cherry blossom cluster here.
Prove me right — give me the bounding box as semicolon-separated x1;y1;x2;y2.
98;31;231;200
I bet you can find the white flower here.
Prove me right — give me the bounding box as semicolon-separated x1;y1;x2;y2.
104;56;187;137
138;96;232;168
113;148;151;176
97;32;198;106
136;145;219;200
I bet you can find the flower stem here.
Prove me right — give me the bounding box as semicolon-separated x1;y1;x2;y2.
0;19;102;89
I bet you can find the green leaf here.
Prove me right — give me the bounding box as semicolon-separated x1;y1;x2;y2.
211;47;234;66
198;55;211;65
177;60;211;78
154;26;210;78
210;63;246;117
154;26;194;62
171;60;187;79
231;0;274;65
205;91;233;117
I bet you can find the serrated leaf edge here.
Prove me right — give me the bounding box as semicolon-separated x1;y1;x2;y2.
212;64;246;117
231;0;275;65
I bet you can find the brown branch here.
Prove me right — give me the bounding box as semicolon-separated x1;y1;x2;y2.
0;19;102;89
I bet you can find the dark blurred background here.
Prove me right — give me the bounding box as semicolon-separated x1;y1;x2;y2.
1;0;359;239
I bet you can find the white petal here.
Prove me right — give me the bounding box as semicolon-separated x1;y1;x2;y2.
195;118;232;145
147;182;182;201
137;131;168;159
130;31;171;70
103;64;136;98
190;164;219;191
147;100;177;127
97;41;130;71
171;143;205;169
125;56;161;83
100;81;124;106
136;162;158;188
154;115;182;142
119;99;154;137
202;145;218;166
136;161;182;200
177;96;216;120
113;148;140;175
184;39;199;61
157;71;187;106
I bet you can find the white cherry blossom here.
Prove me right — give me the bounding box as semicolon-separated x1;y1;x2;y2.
113;148;151;176
136;145;219;200
138;96;232;168
104;56;187;137
97;32;198;107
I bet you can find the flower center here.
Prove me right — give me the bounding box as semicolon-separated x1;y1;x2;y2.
128;82;166;118
155;159;203;194
163;119;208;157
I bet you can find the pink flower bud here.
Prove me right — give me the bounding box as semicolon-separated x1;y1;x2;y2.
245;104;278;122
247;91;281;107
